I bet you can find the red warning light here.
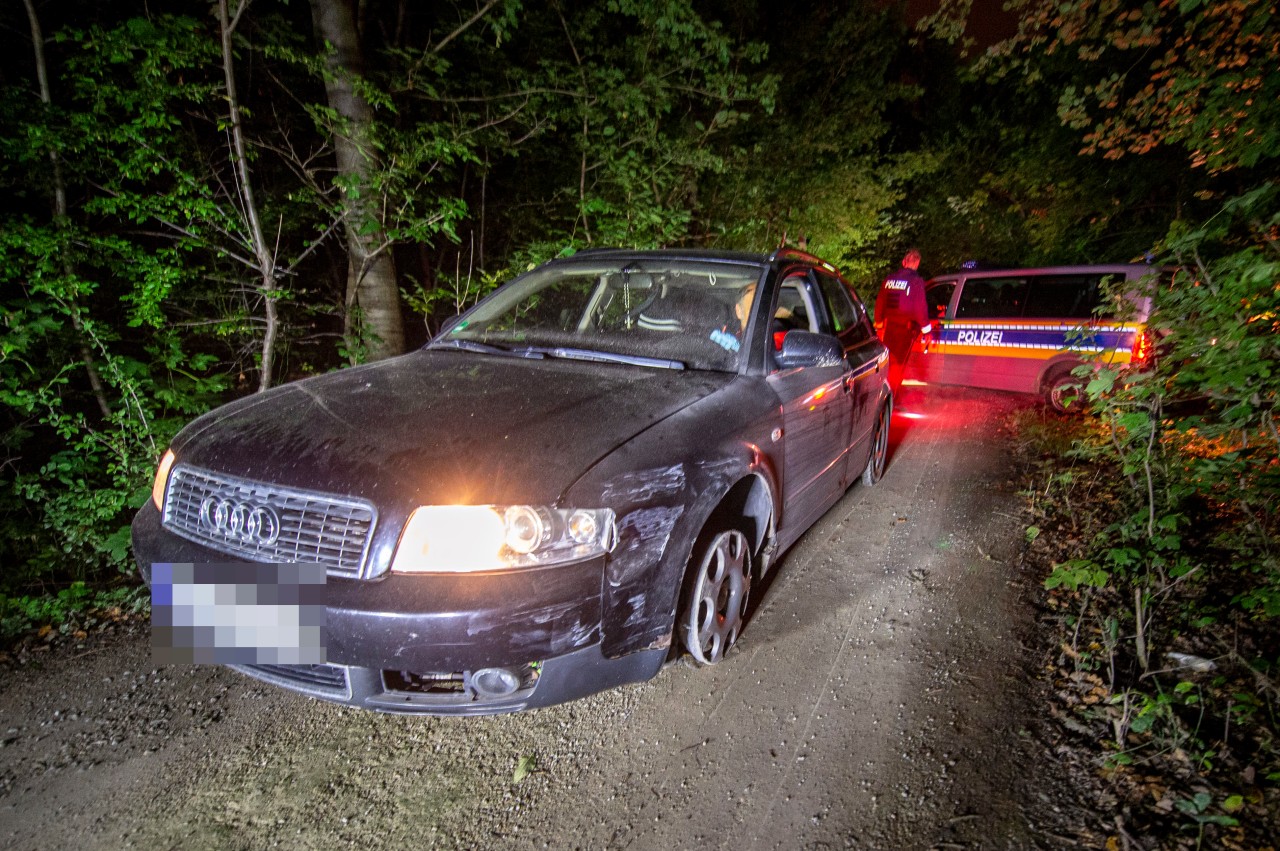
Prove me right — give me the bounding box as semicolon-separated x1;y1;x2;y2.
1132;328;1155;368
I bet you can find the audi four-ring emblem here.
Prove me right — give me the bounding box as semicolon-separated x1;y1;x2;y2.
198;496;281;545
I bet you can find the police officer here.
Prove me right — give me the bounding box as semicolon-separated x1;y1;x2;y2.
875;249;932;392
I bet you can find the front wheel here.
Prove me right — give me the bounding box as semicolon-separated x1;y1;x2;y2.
680;527;752;666
862;397;892;486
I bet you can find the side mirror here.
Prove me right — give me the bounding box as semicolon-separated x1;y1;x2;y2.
775;330;845;369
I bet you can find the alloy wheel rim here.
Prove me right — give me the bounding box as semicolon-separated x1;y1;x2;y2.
687;529;750;665
874;404;889;477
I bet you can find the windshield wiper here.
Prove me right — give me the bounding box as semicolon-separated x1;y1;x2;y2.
523;346;685;370
427;339;545;359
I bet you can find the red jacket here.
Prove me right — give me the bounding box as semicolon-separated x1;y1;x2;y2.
875;266;929;330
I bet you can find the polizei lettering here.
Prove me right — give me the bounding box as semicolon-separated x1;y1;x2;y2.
956;329;1004;345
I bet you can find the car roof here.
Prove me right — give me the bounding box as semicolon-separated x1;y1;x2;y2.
550;247;840;274
928;263;1159;284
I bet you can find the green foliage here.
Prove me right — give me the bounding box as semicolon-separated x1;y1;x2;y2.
1004;2;1280;825
1000;0;1280;174
403;269;504;332
1158;187;1280;417
1072;187;1280;617
698;0;919;281
910;42;1186;273
0;11;240;596
1103;681;1217;767
1045;558;1109;592
509;0;777;250
1175;791;1240;829
0;214;224;586
1031;189;1279;840
0;583;149;646
1002;0;1278;686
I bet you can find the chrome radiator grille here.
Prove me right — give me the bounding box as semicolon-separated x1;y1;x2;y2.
162;465;376;577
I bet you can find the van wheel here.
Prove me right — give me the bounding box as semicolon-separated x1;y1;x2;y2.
680;524;751;666
1046;372;1084;413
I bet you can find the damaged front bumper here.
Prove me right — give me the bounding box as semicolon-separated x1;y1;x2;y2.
230;641;666;716
131;503;666;715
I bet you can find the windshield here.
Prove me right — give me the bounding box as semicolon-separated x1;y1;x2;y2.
435;258;763;372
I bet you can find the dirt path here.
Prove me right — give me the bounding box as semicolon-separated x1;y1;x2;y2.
0;386;1078;850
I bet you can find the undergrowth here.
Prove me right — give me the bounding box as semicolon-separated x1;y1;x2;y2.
0;582;149;650
1013;406;1280;850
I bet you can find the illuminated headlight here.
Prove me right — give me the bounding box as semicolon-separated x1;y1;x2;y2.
150;449;176;511
390;506;616;573
503;506;550;554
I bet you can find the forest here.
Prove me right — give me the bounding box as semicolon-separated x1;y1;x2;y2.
1;0;1277;836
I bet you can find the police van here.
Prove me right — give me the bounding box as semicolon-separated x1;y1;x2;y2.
905;264;1158;411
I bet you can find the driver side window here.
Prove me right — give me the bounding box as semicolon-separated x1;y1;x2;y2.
926;282;955;321
775;277;818;334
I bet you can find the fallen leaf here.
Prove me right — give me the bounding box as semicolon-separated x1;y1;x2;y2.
513;754;537;783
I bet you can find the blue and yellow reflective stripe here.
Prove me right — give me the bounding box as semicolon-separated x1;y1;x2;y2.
933;321;1142;364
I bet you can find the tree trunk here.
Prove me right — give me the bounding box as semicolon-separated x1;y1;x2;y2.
23;0;112;419
309;0;404;361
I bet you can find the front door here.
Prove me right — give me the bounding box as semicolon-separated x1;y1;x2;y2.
767;271;856;540
769;360;853;538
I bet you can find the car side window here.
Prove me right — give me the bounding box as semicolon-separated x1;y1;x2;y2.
954;277;1031;319
775;277;818;334
845;297;874;345
1021;275;1105;319
926;282;956;320
769;273;825;363
814;271;860;335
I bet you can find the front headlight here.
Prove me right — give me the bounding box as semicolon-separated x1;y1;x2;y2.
151;449;176;511
390;505;616;573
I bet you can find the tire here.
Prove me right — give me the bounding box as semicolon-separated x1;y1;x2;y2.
680;525;752;666
1046;372;1085;414
861;397;892;486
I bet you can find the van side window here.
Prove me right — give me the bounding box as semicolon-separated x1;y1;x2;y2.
1021;275;1106;319
926;282;955;320
954;277;1030;319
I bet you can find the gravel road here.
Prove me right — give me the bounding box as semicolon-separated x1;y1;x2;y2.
0;385;1082;850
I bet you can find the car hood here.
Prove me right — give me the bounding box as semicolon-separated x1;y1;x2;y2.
171;349;731;507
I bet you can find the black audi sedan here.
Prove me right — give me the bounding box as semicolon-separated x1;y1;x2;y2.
132;248;892;715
